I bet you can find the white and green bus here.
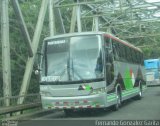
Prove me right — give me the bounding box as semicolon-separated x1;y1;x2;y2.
39;32;146;114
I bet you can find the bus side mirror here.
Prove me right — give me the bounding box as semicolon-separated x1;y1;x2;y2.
37;51;43;56
35;68;42;75
35;51;43;75
35;70;40;75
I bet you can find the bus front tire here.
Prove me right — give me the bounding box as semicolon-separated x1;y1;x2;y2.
112;91;121;111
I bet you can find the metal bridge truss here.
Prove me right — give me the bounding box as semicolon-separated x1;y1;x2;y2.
54;0;160;47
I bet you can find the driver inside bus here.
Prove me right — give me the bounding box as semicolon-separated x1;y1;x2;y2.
95;52;103;77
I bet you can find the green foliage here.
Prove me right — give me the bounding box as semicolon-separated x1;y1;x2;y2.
0;0;49;97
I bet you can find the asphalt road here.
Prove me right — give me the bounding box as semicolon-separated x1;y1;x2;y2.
35;86;160;120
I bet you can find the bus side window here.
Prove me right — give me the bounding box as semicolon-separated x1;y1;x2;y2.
127;47;132;63
120;44;126;62
136;51;139;64
124;46;128;62
112;42;119;60
132;50;137;64
141;53;144;65
105;38;113;62
139;52;142;65
118;43;123;61
131;49;135;63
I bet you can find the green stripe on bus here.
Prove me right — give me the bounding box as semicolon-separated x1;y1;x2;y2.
122;90;139;95
122;88;139;95
108;98;117;102
107;93;117;102
107;88;139;101
124;69;134;89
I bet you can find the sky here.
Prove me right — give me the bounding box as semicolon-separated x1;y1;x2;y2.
146;0;160;2
146;0;160;17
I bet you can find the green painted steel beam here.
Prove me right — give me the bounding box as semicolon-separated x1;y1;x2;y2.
18;0;49;105
1;0;11;107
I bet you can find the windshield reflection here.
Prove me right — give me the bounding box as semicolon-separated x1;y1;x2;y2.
41;35;104;83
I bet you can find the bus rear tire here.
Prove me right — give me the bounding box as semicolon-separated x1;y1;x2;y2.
135;84;142;100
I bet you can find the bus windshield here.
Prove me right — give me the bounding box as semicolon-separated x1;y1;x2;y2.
42;35;103;83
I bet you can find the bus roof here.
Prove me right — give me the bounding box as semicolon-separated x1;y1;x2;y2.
44;31;105;40
144;59;159;62
104;34;142;53
44;31;142;53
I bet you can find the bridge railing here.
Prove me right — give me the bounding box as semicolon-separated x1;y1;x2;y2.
0;94;41;116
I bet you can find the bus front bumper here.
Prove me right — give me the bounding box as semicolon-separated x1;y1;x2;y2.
41;93;106;110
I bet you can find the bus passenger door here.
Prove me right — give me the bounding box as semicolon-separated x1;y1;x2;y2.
105;37;114;86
